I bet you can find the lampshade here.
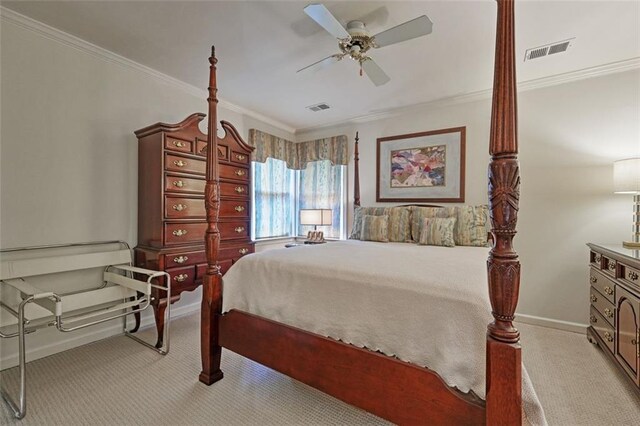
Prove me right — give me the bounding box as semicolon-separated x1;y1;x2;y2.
614;158;640;194
300;209;332;226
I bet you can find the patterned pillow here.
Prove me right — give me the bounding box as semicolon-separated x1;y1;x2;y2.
359;215;389;243
350;207;411;242
419;217;457;247
454;205;489;246
411;206;455;242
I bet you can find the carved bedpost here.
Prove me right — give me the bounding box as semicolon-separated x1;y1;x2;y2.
200;46;224;385
486;0;522;424
354;131;360;208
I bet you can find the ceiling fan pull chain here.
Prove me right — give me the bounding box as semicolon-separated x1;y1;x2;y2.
359;63;363;77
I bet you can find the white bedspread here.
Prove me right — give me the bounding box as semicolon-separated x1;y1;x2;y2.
222;240;546;425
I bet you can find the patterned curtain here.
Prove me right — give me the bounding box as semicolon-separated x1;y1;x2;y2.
248;130;348;170
253;158;295;239
298;160;345;239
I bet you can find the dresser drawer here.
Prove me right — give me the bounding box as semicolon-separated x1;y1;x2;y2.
164;222;207;246
590;306;615;354
621;264;640;291
590;268;615;303
165;137;193;154
220;182;249;198
196;260;233;279
219;221;250;240
220;201;249;218
164;174;205;194
590;251;603;269
165;153;205;175
219;163;249;182
602;256;617;278
196;140;228;160
230;150;250;165
165;196;205;219
164;249;206;268
167;265;196;292
590;286;615;326
219;243;253;261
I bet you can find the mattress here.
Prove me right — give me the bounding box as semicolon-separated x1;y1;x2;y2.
222;240;546;425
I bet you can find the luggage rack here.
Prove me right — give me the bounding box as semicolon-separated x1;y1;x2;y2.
0;240;171;419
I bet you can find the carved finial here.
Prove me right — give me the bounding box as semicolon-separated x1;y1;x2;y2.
211;45;215;57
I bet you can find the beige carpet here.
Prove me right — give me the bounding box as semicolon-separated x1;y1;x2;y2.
0;314;638;425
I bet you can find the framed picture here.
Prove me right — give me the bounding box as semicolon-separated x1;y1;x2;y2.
376;127;465;202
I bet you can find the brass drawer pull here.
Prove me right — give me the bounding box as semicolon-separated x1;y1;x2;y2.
172;229;188;237
238;248;249;255
604;308;613;319
235;154;247;161
629;271;639;281
173;180;186;188
590;314;597;323
594;254;601;262
173;255;189;264
174;274;188;282
174;160;186;167
607;262;616;271
590;276;597;284
172;140;186;148
603;331;613;343
235;169;246;177
234;206;245;212
590;294;597;303
234;226;245;233
173;204;187;211
632;339;638;345
604;286;614;296
235;186;245;194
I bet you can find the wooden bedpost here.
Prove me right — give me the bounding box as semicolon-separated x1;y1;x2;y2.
200;46;224;385
486;0;522;424
354;131;360;208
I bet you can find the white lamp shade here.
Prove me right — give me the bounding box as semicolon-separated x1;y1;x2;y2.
614;158;640;194
300;209;332;226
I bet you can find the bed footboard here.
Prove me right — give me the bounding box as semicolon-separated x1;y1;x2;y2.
220;310;486;425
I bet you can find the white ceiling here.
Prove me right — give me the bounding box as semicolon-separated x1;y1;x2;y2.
4;1;639;131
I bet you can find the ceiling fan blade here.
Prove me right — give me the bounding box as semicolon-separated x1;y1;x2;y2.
297;54;343;73
373;15;433;48
304;3;350;39
362;58;391;86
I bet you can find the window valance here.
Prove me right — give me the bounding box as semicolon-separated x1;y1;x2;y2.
249;129;348;170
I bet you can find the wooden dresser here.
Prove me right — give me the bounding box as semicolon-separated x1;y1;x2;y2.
587;243;640;394
134;113;254;347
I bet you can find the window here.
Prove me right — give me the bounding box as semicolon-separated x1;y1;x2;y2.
252;159;347;240
298;160;346;239
252;158;296;239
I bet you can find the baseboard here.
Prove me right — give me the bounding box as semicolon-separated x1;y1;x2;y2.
515;313;587;334
0;302;201;370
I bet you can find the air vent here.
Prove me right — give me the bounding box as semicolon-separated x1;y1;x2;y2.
307;103;330;112
524;38;574;61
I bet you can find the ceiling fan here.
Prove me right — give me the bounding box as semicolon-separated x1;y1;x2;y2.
297;3;433;86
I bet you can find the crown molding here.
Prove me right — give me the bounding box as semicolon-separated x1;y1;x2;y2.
0;6;296;135
295;56;640;135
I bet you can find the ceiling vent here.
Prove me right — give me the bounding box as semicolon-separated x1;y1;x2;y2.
307;103;330;112
524;39;574;61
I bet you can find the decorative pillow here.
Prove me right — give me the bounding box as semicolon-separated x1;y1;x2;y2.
411;206;454;242
350;207;411;242
359;215;389;243
454;205;489;247
419;217;457;247
349;207;388;240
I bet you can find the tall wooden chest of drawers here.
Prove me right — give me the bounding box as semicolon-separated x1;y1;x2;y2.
134;113;254;346
587;243;640;395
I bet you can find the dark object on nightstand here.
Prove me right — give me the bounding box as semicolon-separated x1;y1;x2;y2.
133;113;254;348
587;243;640;396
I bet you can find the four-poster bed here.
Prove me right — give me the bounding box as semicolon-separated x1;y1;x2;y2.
200;1;531;424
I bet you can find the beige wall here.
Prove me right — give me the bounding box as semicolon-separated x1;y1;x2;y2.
297;69;640;327
0;16;293;367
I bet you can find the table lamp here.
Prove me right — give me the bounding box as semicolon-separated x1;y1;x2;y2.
614;158;640;248
300;209;332;243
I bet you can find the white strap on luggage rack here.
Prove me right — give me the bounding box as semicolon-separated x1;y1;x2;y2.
0;241;171;420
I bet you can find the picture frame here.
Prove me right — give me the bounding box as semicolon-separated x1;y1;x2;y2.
376;127;466;203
